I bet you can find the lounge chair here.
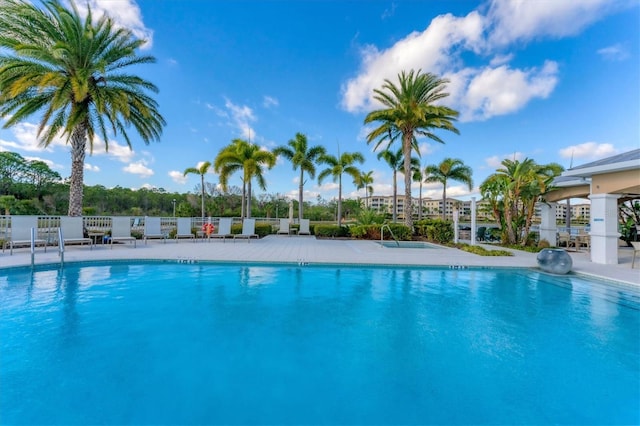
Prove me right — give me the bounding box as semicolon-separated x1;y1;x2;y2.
631;241;640;269
557;231;574;249
143;216;166;244
277;219;290;235
234;218;259;242
209;217;233;242
60;216;92;249
110;216;137;249
298;218;311;236
174;217;195;242
3;215;47;255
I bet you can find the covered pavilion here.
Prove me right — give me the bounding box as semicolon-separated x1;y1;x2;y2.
540;149;640;265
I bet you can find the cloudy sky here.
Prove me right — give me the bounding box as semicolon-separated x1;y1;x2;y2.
0;0;638;202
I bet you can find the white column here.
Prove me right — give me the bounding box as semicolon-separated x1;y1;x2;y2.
470;197;477;246
588;193;620;264
538;202;557;245
453;207;459;244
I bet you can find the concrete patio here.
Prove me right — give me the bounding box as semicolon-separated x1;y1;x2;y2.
1;235;638;287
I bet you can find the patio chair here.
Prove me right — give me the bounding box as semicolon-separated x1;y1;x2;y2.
557;231;574;249
143;216;166;244
632;241;640;269
174;217;195;242
110;216;137;249
234;218;259;242
209;217;233;242
277;219;290;235
298;219;311;236
3;215;47;255
60;216;92;249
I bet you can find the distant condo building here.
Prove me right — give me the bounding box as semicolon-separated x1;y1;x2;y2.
362;195;590;223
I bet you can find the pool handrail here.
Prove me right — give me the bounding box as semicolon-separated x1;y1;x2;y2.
381;223;400;247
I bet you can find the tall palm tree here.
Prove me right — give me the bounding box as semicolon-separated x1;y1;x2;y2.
214;139;276;219
424;158;473;220
355;170;374;208
364;69;459;228
377;147;420;222
183;161;212;218
0;0;165;216
273;132;325;221
318;151;364;226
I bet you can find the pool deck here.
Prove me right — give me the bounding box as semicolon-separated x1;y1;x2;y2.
1;235;639;286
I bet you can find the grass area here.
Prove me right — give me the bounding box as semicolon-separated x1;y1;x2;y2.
454;243;514;256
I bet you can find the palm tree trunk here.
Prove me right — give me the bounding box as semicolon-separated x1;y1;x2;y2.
241;181;246;219
337;174;342;226
418;181;422;221
246;180;252;218
403;134;413;229
441;182;447;220
200;175;205;218
392;170;397;223
68;124;87;217
298;169;304;221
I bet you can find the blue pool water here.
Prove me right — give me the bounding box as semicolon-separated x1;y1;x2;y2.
1;262;638;425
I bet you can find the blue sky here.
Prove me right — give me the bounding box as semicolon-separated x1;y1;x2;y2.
1;0;638;203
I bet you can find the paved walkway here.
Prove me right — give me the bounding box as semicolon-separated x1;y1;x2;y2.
1;236;638;287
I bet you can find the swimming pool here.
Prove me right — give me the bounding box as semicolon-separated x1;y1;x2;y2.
1;261;638;425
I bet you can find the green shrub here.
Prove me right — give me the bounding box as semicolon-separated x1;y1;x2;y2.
355;209;386;225
414;219;454;243
314;224;349;238
231;222;272;238
348;223;412;240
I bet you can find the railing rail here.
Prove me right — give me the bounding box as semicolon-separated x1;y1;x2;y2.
381;224;400;247
58;227;64;267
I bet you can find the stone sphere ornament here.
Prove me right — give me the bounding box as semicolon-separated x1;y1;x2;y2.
537;248;573;274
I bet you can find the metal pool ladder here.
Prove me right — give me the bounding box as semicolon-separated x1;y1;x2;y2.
381;224;400;247
57;228;65;267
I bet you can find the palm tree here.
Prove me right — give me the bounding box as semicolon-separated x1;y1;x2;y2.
273;132;326;221
183;161;212;218
318;151;364;226
424;158;473;220
480;158;562;244
377;147;420;222
0;0;165;216
355;170;374;208
214;139;276;219
364;69;459;228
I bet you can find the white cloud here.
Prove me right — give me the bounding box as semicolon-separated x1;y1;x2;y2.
263;96;279;108
84;163;100;172
341;0;623;122
23;156;61;170
341;11;485;113
489;53;513;66
485;152;525;169
559;142;618;161
457;61;558;121
169;170;188;184
224;98;257;140
89;138;136;163
0;122;64;152
140;183;158;190
71;0;154;49
123;161;153;177
597;43;630;61
487;0;618;46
